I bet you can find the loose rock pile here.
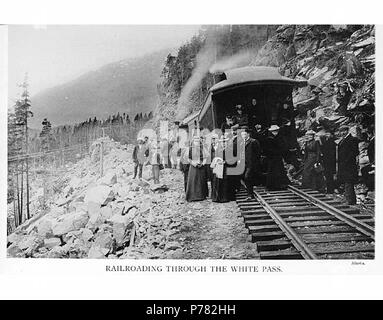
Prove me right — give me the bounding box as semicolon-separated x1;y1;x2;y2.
7;138;185;259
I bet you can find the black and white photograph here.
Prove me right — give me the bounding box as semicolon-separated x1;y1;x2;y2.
4;23;376;261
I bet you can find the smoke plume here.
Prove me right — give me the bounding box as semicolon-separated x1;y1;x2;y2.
208;49;253;74
176;44;216;121
176;47;256;121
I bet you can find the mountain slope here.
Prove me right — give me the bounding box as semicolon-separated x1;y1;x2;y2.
30;49;170;128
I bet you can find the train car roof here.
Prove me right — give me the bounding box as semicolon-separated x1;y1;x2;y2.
209;66;307;93
180;110;199;126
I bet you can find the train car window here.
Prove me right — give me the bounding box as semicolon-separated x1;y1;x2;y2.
208;83;294;134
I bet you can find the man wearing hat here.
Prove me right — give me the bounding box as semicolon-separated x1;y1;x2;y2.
302;129;324;191
238;126;261;200
318;128;337;194
221;114;236;134
263;124;290;190
337;125;359;204
132;137;149;179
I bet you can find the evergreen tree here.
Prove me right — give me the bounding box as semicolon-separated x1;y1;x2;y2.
40;118;53;152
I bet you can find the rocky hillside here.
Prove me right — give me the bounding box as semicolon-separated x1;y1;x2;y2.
153;25;278;126
153;25;374;131
254;25;375;127
7;138;187;259
30;49;170;128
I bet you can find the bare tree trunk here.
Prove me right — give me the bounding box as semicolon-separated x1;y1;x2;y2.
13;197;18;228
12;167;18;228
26;156;30;220
25;111;30;220
20;160;24;223
16;161;21;225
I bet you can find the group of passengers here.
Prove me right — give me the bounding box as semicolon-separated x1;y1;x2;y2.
300;123;374;205
132;101;374;206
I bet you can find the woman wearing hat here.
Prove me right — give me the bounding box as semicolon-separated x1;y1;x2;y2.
263;125;290;191
185;135;209;202
301;130;325;191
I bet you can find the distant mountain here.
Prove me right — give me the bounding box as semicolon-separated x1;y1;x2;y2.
30;49;171;128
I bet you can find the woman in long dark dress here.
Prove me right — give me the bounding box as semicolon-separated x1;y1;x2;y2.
211;137;235;202
185;136;209;202
263;125;290;191
301;130;325;191
179;140;190;192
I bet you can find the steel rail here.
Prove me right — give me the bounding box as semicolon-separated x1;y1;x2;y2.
288;185;375;240
253;189;318;260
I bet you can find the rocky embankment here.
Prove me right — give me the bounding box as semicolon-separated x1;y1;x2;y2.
255;25;374;123
7;138;186;259
7;138;256;259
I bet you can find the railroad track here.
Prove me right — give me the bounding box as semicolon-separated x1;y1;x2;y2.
236;185;375;259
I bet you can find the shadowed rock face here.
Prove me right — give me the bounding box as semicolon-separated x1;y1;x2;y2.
254;25;375;119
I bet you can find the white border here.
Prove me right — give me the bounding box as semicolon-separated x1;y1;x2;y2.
1;0;383;300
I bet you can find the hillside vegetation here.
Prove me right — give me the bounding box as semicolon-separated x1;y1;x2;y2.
30;49;170;128
154;25;375;131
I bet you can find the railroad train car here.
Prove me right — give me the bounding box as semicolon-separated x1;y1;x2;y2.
197;66;307;136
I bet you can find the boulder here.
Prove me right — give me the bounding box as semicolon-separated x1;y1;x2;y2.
65;238;91;258
84;185;114;206
7;243;25;258
88;245;106;259
69;176;82;189
36;218;53;237
47;246;68;258
63;230;81;243
109;214;133;246
52;210;90;236
100;206;113;220
17;235;44;256
7;232;24;245
79;228;94;242
93;230;113;250
98;172;117;186
87;201;102;224
44;237;62;249
56;197;71;207
164;241;182;251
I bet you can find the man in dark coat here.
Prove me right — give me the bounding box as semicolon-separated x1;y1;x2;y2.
263;125;290;191
232;105;249;131
361;128;375;192
132;137;148;179
252;123;267;185
239;126;261;200
337;125;359;204
319;129;336;193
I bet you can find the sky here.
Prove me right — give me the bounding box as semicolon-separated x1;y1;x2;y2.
8;25;200;101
